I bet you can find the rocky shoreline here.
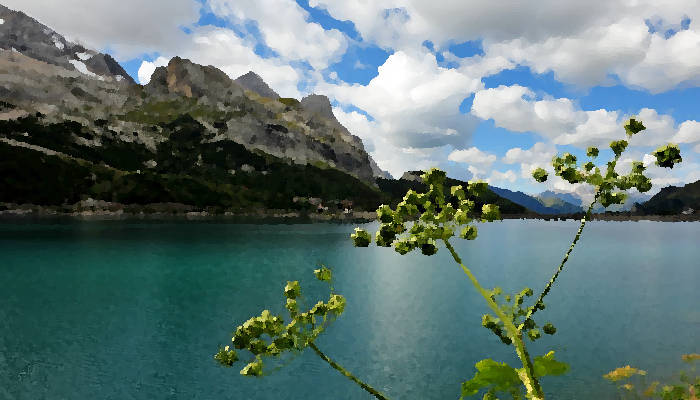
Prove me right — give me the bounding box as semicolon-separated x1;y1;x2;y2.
1;202;698;223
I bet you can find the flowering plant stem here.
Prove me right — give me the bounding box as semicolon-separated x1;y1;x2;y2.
520;189;601;328
444;239;544;400
309;342;389;400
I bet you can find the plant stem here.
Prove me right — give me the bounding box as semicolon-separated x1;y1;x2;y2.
444;239;544;400
518;189;601;330
309;342;389;400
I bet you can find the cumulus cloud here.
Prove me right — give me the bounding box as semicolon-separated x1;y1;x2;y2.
207;0;347;70
447;147;497;166
488;169;517;184
473;85;700;149
317;50;483;174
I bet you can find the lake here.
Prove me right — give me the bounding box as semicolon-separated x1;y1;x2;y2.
0;219;698;399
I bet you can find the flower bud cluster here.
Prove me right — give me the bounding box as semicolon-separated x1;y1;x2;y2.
214;268;346;376
481;287;556;346
531;119;682;208
351;168;501;255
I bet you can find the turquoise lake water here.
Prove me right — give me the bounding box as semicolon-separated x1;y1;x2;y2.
0;219;698;399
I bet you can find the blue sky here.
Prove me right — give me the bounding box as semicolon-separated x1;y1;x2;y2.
7;0;699;199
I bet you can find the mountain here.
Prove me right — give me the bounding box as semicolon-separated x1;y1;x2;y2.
489;186;564;215
536;195;584;214
233;71;279;99
635;180;700;215
0;5;389;213
538;190;582;207
369;157;393;179
0;4;133;83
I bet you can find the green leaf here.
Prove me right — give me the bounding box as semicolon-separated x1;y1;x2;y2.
609;140;628;157
451;185;466;200
350;227;371;247
420;238;438;255
533;351;570;377
624;118;646;136
652;144;682;169
481;204;501;222
542;323;556;335
214;345;238;367
461;359;521;397
240;356;264;377
586;147;599;158
468;180;489;197
313;266;332;282
376;204;395;223
284;281;301;299
532;168;548;183
421;168;447;186
527;329;541;341
461;225;478;240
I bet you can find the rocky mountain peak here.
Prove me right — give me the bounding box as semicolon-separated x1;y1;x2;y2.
300;94;336;121
234;71;279;99
0;4;134;83
145;56;243;100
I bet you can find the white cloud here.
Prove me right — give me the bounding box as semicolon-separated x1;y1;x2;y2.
137;56;169;85
671;120;700;144
488;169;517;184
447;147;497;166
2;0;201;60
311;0;700;93
207;0;347;70
473;85;700;149
318;50;483;163
472;85;585;140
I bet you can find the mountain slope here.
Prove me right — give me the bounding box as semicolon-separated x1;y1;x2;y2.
0;5;390;212
488;186;562;214
233;71;279;99
635;180;700;215
0;4;133;83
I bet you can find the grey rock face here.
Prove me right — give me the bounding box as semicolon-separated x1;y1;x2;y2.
300;94;336;121
370;157;393;179
0;4;134;83
0;4;380;185
145;56;244;101
234;71;279;99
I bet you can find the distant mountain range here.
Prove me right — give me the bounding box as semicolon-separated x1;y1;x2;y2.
489;186;583;215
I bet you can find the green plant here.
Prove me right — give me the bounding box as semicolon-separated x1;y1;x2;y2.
215;118;685;399
603;354;699;399
214;266;389;399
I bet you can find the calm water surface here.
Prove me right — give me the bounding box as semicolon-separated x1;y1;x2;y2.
0;219;698;399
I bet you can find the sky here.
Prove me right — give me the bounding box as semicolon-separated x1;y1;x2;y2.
6;0;700;199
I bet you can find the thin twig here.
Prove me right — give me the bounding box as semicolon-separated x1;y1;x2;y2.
519;188;601;330
309;342;389;400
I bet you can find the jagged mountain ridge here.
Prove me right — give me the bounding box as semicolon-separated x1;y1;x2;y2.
0;4;133;83
0;4;383;186
234;71;279;99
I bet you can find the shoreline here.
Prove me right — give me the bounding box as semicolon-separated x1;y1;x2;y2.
1;203;698;223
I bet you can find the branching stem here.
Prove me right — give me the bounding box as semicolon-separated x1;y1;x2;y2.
309;342;389;400
519;188;601;330
444;239;544;400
